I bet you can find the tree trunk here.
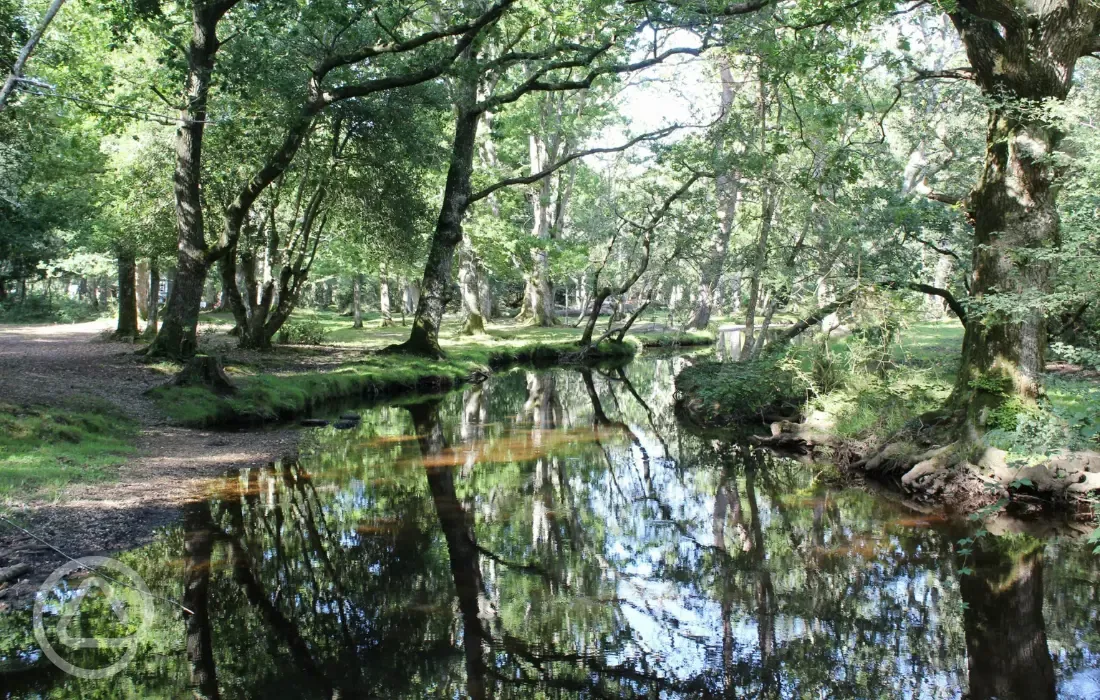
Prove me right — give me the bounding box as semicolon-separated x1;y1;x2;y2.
397;102;479;356
136;260;149;321
146;4;224;359
114;251;139;338
379;271;394;327
352;273;363;329
687;56;740;330
459;242;486;335
146;261;160;337
946;1;1098;436
743;186;776;352
410;401;488;700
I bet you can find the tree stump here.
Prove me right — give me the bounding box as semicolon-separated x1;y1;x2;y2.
170;355;237;395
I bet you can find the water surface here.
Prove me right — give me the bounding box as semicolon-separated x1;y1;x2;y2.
3;357;1099;698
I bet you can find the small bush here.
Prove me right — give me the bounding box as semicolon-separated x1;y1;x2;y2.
277;319;328;345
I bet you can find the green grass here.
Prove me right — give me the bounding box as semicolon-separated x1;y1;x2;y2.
0;402;136;501
151;335;638;427
805;321;964;440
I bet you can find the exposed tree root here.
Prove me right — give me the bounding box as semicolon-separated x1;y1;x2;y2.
761;408;1100;517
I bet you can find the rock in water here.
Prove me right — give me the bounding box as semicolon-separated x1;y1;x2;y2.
333;419;358;430
300;418;330;428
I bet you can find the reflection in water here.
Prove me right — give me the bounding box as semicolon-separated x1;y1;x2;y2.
1;358;1097;698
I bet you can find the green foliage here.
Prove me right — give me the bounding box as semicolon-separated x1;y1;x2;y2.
0;401;135;500
277;319;328;346
0;293;103;323
1050;342;1100;370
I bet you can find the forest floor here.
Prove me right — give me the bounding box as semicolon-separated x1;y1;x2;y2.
0;319;300;606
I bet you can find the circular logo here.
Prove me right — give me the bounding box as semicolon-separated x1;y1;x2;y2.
32;556;155;679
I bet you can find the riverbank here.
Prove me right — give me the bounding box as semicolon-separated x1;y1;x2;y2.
0;319;639;603
149;337;638;428
674;321;1100;517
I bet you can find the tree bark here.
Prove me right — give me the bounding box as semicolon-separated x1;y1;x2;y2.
146;2;229;359
379;268;394;327
146;260;160;337
459;242;486;335
182;500;221;700
946;0;1099;436
687;57;740;330
114;251;139;338
352;273;363;329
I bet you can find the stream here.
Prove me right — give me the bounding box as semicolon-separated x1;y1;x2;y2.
2;355;1099;698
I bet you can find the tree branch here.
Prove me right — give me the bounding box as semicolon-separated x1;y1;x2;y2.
468;125;682;203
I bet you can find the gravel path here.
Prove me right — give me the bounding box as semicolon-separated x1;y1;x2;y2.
0;321;300;607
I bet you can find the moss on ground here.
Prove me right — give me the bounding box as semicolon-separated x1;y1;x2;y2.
0;401;136;500
675;356;808;428
150;338;637;427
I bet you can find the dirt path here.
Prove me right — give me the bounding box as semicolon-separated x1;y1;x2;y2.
0;321;299;607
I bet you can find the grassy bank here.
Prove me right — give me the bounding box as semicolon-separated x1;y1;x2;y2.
150;337;637;428
0;402;135;501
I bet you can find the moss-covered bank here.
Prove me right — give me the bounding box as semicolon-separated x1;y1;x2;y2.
150;339;637;428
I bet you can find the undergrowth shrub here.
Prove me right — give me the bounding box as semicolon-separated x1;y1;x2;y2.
0;295;104;324
277;319;328;345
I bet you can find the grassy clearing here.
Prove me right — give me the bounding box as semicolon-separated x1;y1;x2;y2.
805;321;963;441
150;334;638;427
0;402;136;502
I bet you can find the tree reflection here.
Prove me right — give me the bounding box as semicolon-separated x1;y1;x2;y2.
5;358;1099;699
961;542;1056;700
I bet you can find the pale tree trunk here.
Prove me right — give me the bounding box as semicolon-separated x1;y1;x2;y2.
379;266;394;327
136;260;150;321
946;0;1099;435
114;252;139;338
459;241;486;334
146;260;160;337
352;273;363;329
688;57;741;330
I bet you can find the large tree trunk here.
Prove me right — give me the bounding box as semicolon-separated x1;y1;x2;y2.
352;273;363;329
397;101;479;356
946;1;1098;436
379;263;394;327
146;4;224;359
114;251;139;338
